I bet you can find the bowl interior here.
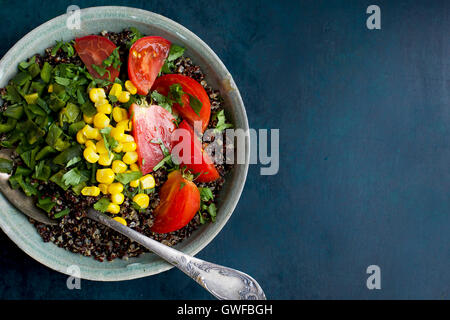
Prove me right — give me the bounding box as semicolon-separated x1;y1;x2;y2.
0;6;249;281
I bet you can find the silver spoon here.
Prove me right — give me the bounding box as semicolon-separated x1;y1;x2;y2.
0;149;266;300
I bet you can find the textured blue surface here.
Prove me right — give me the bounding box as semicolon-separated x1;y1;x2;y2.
0;0;449;299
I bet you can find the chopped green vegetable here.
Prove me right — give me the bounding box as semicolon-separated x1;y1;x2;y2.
161;44;185;73
3;104;24;120
61;167;89;187
128;27;143;48
213;110;233;132
0;119;17;133
99;127;119;155
54;208;70;219
102;47;121;69
40;62;53;83
93;198;111;213
53;145;82;166
0;158;13;174
59;102;80;124
33;160;51;181
37;197;56;213
115;171;142;185
50;170;70;190
199;187;214;202
35;146;57;161
188;94;203;116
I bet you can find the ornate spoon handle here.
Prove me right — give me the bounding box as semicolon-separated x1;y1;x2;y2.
88;209;266;300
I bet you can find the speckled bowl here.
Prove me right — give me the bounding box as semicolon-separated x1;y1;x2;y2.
0;6;249;281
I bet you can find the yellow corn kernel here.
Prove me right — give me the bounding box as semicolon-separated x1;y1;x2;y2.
96;168;115;184
95;97;108;107
122;142;137;152
108;182;124;194
106;203;121;214
48;84;54;93
81;186;100;197
113;142;123;153
24;93;39;105
76;130;87;144
122;134;134;143
112;160;127;174
133;193;149;209
93;113;110;129
99;184;109;195
117;119;132;131
110;127;125;142
123;151;138;165
85;140;96;151
125;80;138;95
83;125;101;140
112;107;128;123
130;179;139;188
89;88;106;103
98;152;114;166
118;91;130;103
110;83;123;98
130;163;140;172
113;216;127;226
96;102;112;114
83;113;94;124
140;174;155;189
111;193;125;205
83;147;99;163
95;140;108;154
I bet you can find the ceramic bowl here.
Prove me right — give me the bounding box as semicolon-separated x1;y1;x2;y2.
0;6;249;281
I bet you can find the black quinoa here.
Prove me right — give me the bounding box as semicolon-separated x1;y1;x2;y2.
1;29;233;262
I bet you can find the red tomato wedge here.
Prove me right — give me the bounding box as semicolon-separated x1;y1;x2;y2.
130;103;176;174
74;35;120;80
151;170;200;234
128;36;171;95
152;74;211;132
172;120;220;183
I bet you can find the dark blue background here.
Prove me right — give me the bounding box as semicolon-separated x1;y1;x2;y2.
0;0;449;299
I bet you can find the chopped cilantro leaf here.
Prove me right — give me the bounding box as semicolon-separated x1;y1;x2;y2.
93;198;110;213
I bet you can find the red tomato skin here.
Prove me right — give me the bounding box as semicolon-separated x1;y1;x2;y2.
128;36;171;95
74;35;120;80
173;120;220;183
130;103;176;174
151;171;200;234
152;74;211;132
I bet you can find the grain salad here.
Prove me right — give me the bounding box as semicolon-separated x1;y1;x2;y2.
0;29;233;262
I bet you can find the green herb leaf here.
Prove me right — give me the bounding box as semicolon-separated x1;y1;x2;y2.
161;44;185;73
53;208;70;219
37;197;56;213
128;27;143;47
115;171;142;185
93;198;111;213
100;127;119;156
168;84;185;105
199;187;214;202
207;203;217;222
61;167;89;187
188;94;203;116
0;158;13;174
214;110;233;132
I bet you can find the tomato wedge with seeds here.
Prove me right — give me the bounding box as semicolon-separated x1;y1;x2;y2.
130;103;176;175
128;36;171;95
74;35;120;80
152;74;211;132
172;120;220;183
151;170;200;234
